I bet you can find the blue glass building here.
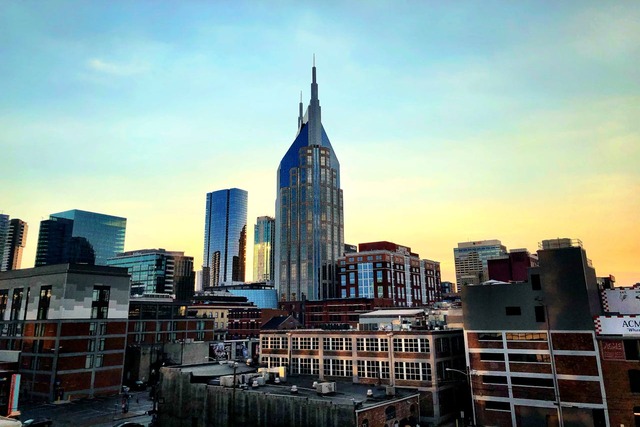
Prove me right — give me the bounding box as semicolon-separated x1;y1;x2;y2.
253;216;275;283
203;188;248;288
35;209;126;266
275;64;344;302
106;249;195;300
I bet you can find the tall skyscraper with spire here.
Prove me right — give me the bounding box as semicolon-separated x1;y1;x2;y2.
275;62;344;302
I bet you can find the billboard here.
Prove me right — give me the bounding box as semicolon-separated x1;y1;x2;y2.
602;289;640;315
595;315;640;336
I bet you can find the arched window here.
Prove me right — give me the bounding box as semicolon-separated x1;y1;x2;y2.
385;405;396;420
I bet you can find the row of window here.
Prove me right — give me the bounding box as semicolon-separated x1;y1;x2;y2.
259;357;431;382
478;352;551;363
261;336;450;354
477;332;548;342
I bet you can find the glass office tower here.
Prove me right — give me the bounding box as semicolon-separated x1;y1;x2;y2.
35;209;126;266
2;218;28;271
275;64;344;302
107;249;195;300
203;188;248;288
253;216;275;283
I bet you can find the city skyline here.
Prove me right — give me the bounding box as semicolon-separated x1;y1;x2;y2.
1;2;639;286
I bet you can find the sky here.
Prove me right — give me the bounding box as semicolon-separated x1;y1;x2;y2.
1;1;639;286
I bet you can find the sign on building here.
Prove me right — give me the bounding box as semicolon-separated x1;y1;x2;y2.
595;315;640;336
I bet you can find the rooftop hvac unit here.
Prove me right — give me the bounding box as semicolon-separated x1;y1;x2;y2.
220;375;236;387
316;382;336;395
386;386;396;396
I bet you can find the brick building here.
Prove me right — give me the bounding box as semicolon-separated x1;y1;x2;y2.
0;264;130;401
259;327;465;426
462;239;608;426
337;242;442;308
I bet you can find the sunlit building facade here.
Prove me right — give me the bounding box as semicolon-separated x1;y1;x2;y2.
203;188;248;288
253;216;275;283
1;218;28;271
35;209;126;267
275;64;344;302
454;239;506;290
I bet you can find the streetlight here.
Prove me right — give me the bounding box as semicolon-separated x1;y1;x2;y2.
445;368;476;426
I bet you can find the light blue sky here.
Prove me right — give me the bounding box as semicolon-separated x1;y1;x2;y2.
2;1;639;284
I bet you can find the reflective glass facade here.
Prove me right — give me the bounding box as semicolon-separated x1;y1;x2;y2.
35;210;126;266
106;249;195;300
203;188;247;287
275;65;344;301
253;216;275;283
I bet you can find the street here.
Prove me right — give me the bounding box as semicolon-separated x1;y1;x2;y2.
18;390;154;427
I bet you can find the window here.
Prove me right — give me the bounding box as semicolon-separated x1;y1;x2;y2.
511;376;554;388
385;406;396;421
98;338;105;351
482;375;508;385
480;353;505;361
629;369;640;393
95;354;104;368
485;401;510;411
85;355;94;369
535;306;546;323
505;306;521;316
509;353;550;363
87;340;95;352
506;333;547;341
624;340;640;361
478;333;502;341
531;274;541;290
37;286;52;320
0;290;8;320
91;286;110;319
10;288;23;321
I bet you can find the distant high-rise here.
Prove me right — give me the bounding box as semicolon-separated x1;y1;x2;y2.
253;216;275;283
275;63;344;302
2;218;28;271
203;188;248;288
107;249;195;300
453;239;507;289
35;209;126;267
0;215;9;270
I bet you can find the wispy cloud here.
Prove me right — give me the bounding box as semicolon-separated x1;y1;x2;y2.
87;58;148;76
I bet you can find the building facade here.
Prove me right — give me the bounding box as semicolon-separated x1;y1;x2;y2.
107;249;195;301
487;248;538;283
337;241;441;308
454;239;507;289
35;209;126;267
275;64;344;302
253;216;275;283
203;188;248;288
259;327;466;426
1;218;28;272
461;239;608;427
0;264;130;401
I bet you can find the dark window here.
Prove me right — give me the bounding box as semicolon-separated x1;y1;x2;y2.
535;305;546;323
478;333;502;341
511;376;554;388
485;401;511;411
37;286;52;320
0;290;8;320
91;286;110;319
625;340;640;361
480;353;505;361
629;370;640;393
531;274;541;290
385;406;396;420
509;353;551;363
10;288;23;321
482;375;508;384
505;306;521;316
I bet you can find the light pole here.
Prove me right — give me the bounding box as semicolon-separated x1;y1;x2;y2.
445;368;476;426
